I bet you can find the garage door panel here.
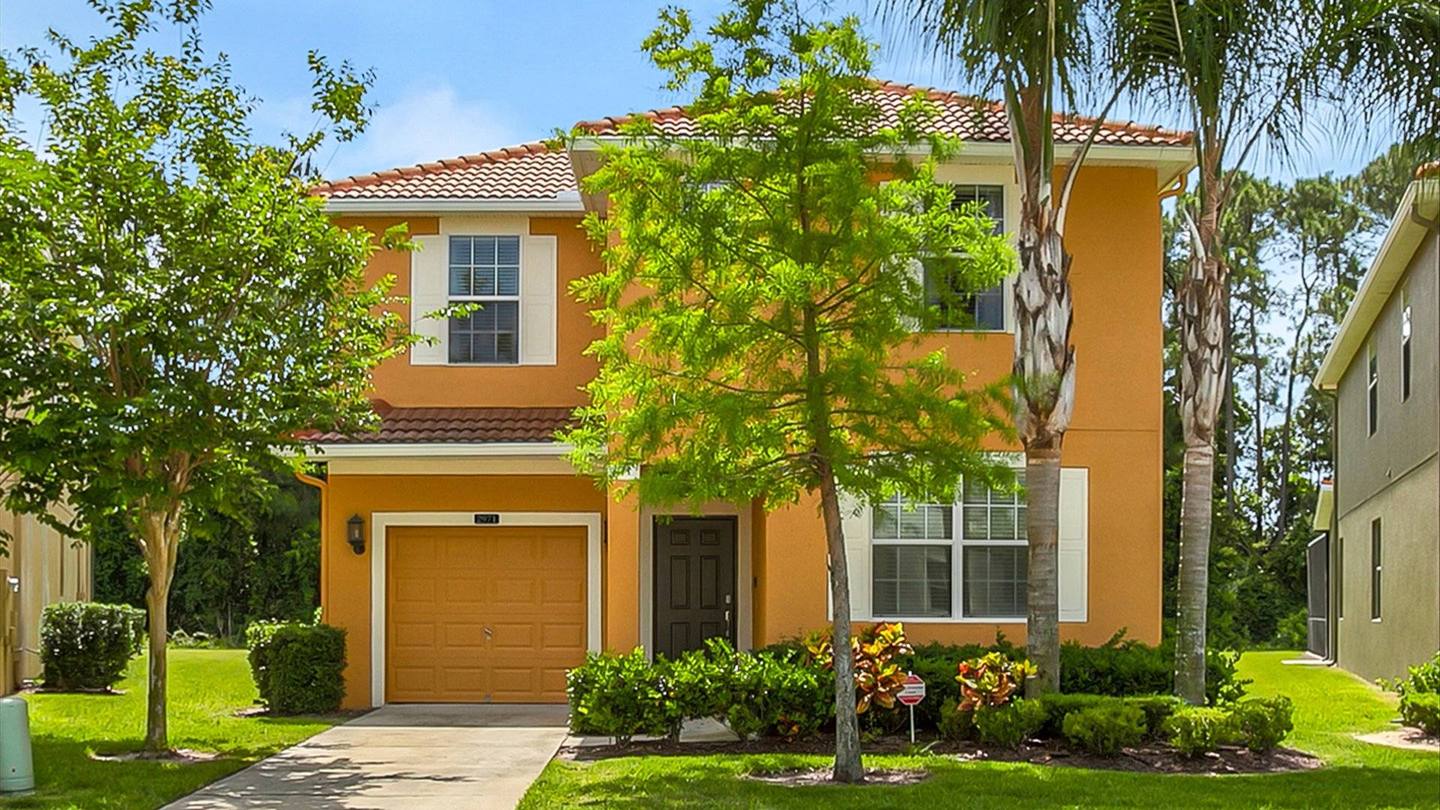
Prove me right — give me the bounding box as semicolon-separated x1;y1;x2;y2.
386;524;587;703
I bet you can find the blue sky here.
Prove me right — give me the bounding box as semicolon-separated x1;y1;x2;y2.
2;0;1395;183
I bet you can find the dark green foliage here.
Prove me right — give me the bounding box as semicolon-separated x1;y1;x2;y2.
972;698;1046;748
244;621;346;715
39;603;144;690
936;698;975;741
1164;707;1238;757
1231;696;1294;751
1062;704;1147;756
1060;632;1246;703
1399;693;1440;737
1037;693;1121;737
1124;694;1187;737
93;474;321;643
720;649;832;741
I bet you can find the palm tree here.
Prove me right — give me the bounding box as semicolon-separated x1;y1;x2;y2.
1111;0;1439;704
887;0;1123;693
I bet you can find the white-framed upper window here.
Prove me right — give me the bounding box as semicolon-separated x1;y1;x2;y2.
923;184;1007;332
870;471;1028;620
1366;341;1378;436
448;235;520;364
1400;288;1412;402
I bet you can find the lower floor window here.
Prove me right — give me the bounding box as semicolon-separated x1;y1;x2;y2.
963;545;1027;618
873;545;952;617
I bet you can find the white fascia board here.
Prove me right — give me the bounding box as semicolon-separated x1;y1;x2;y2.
306;442;573;459
323;196;585;215
1316;178;1435;389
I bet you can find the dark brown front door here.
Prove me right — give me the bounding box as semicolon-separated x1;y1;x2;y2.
653;517;736;659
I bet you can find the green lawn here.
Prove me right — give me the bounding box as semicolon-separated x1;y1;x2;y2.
520;652;1440;809
1;649;343;810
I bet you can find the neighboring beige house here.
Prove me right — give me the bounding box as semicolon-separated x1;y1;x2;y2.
1314;163;1440;682
1;505;92;693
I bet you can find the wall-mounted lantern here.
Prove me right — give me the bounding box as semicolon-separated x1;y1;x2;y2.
347;514;365;555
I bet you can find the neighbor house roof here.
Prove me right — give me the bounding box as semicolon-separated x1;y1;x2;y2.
1315;167;1440;389
305;405;574;445
313;81;1193;207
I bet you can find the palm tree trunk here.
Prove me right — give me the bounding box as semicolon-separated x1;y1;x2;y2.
1175;442;1215;703
817;458;863;783
1024;446;1061;695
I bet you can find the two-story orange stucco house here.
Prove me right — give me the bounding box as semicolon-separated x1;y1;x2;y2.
305;82;1193;709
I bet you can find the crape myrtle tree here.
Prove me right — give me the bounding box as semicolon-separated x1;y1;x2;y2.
892;0;1123;694
0;0;414;752
1113;0;1440;703
562;0;1014;783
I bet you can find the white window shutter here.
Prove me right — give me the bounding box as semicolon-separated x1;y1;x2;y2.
1058;467;1089;622
519;234;558;365
409;234;448;365
904;259;925;332
838;490;872;622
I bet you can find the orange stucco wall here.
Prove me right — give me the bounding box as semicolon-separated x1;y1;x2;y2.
323;162;1166;701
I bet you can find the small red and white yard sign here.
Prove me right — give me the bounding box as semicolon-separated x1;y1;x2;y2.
897;673;926;706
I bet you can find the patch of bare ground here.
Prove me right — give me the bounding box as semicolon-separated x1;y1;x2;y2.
1354;727;1440;752
89;749;221;764
562;734;1323;775
745;767;929;786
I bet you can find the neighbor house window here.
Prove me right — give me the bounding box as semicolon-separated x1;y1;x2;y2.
1370;518;1382;621
871;472;1027;620
449;235;520;364
1366;342;1378;436
1336;535;1344;619
924;185;1006;331
1401;289;1412;402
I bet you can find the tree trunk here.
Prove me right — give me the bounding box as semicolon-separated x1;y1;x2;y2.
1175;150;1228;705
1024;446;1061;695
816;460;863;783
1175;443;1215;704
144;572;170;752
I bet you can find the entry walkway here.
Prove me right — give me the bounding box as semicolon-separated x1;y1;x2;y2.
165;704;569;810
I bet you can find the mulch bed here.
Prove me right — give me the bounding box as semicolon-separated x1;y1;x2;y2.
89;748;221;764
560;734;1322;775
746;767;930;786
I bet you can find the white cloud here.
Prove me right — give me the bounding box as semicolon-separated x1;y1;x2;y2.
321;84;523;180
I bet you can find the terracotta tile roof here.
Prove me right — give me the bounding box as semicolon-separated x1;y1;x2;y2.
1416;161;1440;179
576;80;1193;147
312;142;576;201
308;405;574;444
310;81;1189;202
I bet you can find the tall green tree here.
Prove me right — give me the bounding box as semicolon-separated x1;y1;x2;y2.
1114;0;1439;702
891;0;1119;693
563;1;1013;782
0;0;413;751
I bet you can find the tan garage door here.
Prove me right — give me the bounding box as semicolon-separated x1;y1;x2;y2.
386;525;587;703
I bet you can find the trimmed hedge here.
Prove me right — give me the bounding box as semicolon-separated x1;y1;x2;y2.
40;602;145;690
245;620;346;715
1232;696;1294;751
1164;707;1237;756
973;698;1046;748
1063;703;1147;755
1400;693;1440;737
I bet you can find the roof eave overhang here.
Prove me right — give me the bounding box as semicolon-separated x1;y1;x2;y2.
322;196;586;215
305;441;573;459
1316;178;1438;390
569;136;1196;191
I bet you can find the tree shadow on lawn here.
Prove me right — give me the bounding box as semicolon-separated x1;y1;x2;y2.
539;755;1440;809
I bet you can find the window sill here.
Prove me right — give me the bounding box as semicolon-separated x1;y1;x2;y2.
926;327;1011;335
444;362;522;368
871;616;1027;624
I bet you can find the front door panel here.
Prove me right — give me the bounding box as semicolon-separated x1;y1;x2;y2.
653;517;736;659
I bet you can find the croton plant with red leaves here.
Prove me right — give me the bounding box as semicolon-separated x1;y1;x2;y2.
805;622;915;714
955;651;1037;711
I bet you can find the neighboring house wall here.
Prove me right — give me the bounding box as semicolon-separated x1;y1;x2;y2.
1;507;92;692
1333;231;1440;682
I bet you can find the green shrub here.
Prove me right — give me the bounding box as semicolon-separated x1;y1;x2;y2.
1060;631;1246;703
244;620;346;715
1037;693;1120;737
722;645;831;740
659;641;733;738
1164;707;1237;757
566;648;668;742
1123;694;1186;737
1386;651;1440;698
973;698;1046;748
39;602;145;690
1232;696;1294;751
1399;693;1440;737
937;697;975;741
1062;703;1147;756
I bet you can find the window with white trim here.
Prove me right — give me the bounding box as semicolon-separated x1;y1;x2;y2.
1401;288;1412;402
871;471;1027;619
449;235;520;364
924;185;1006;331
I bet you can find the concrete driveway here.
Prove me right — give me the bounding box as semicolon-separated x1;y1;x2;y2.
165;704;570;810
